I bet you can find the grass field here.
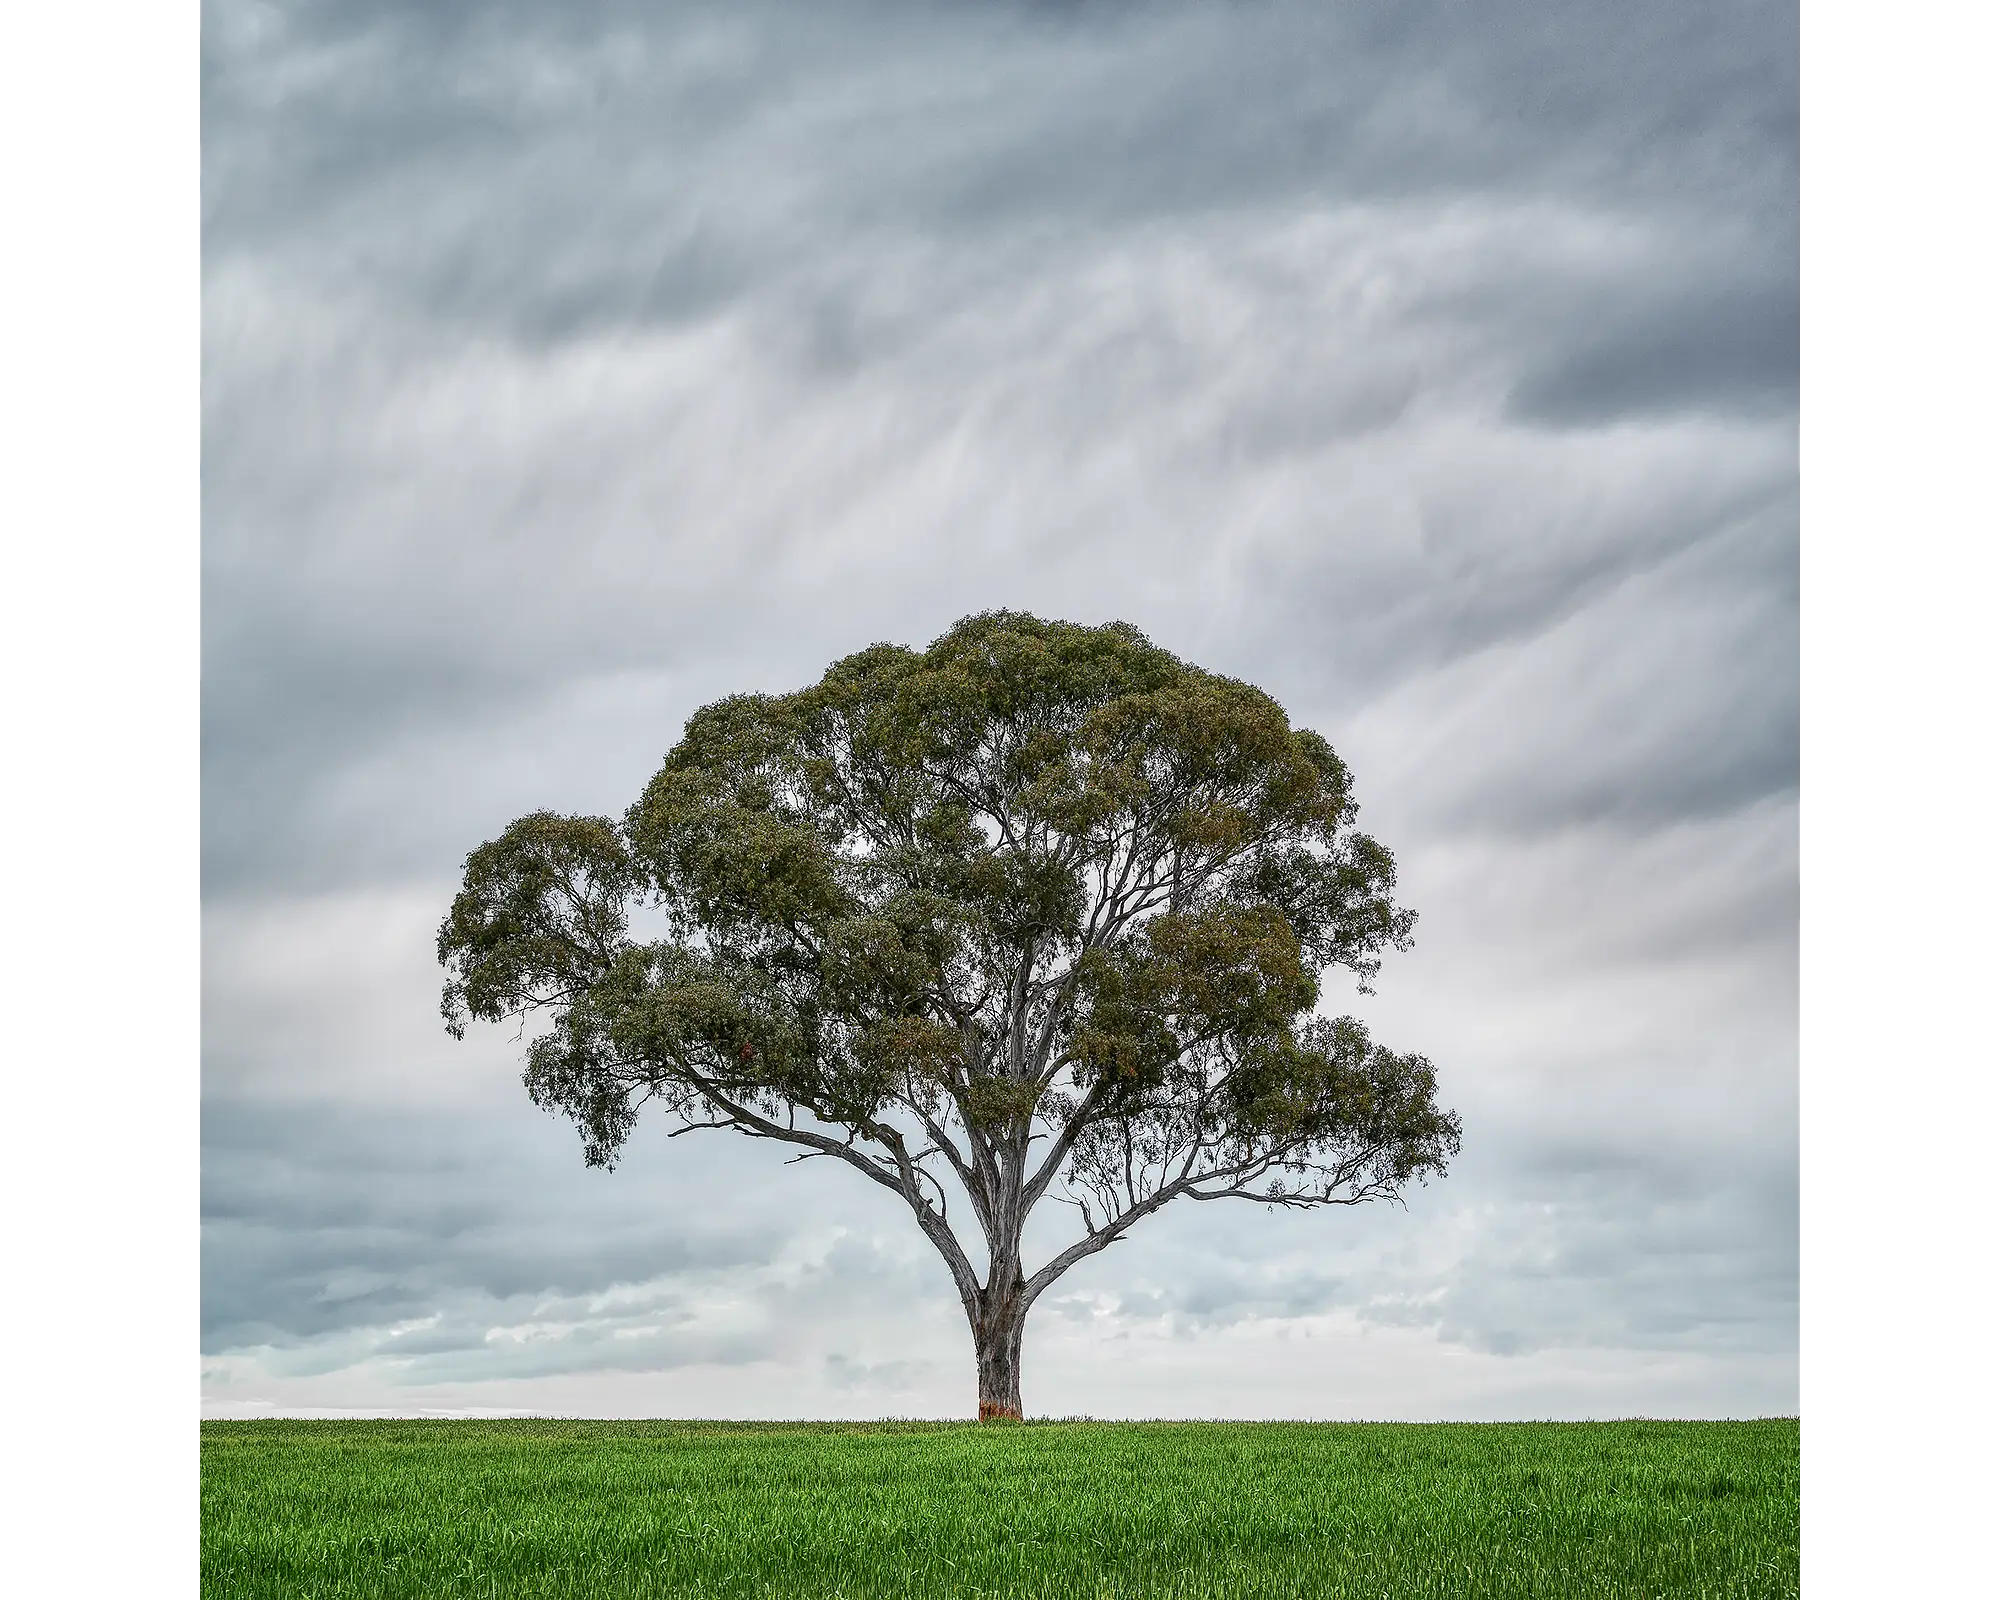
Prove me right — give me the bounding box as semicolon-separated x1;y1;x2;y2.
201;1417;1798;1599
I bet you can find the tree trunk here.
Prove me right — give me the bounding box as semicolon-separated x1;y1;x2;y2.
973;1289;1027;1421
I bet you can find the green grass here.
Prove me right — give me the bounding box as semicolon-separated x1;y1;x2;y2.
202;1417;1798;1599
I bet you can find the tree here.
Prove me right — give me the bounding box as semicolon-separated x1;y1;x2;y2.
439;612;1459;1419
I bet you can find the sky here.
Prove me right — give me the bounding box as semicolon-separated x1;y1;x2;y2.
201;0;1798;1420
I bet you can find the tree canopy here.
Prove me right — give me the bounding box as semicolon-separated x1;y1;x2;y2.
440;611;1459;1416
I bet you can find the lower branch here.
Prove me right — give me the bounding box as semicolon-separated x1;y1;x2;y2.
1021;1144;1398;1308
678;1068;986;1310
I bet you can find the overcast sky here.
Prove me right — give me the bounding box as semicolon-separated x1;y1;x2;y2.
201;0;1797;1420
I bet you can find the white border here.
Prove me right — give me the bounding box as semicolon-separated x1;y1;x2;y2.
1803;0;1997;1593
1;0;199;1592
15;0;1996;1589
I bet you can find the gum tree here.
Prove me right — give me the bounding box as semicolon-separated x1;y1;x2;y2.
439;613;1459;1418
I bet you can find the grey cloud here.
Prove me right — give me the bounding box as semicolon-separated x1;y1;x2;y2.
1030;1115;1795;1361
1441;536;1796;835
202;1096;790;1352
1510;279;1798;425
202;264;1795;891
202;1091;968;1385
199;0;1797;421
202;0;1795;887
1054;1262;1352;1331
207;1;1794;255
1295;488;1796;846
203;0;1796;1409
825;1354;939;1395
231;1286;782;1386
1421;1144;1798;1358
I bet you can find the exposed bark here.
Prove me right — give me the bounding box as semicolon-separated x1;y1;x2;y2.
971;1269;1027;1421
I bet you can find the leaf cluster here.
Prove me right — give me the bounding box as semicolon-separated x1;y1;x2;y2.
438;612;1455;1247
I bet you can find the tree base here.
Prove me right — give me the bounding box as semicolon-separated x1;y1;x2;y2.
978;1400;1023;1422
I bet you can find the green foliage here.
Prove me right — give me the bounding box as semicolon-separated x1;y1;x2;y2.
438;613;1460;1386
201;1418;1801;1599
439;813;636;1043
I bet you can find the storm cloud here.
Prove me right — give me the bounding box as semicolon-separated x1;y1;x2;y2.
203;0;1796;1417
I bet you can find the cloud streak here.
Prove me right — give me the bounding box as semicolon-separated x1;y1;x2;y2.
202;0;1796;1416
